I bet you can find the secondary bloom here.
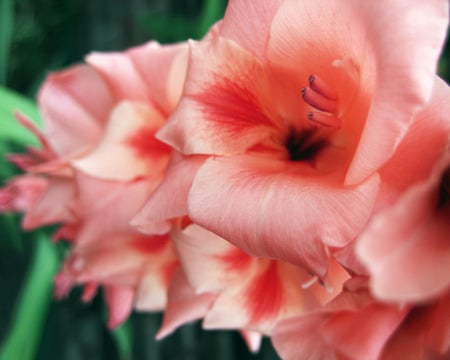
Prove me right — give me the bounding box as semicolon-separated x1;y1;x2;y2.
357;127;450;301
138;0;449;279
156;223;349;341
0;40;188;327
272;279;450;360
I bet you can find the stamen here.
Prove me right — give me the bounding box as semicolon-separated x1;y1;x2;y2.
301;275;319;289
301;87;337;114
308;112;342;129
308;74;338;100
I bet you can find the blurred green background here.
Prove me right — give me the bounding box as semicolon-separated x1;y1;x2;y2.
0;1;449;359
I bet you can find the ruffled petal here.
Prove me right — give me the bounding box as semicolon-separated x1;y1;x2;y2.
188;155;379;275
38;65;114;157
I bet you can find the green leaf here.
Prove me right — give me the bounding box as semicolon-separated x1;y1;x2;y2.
111;321;132;360
196;0;227;38
0;233;59;360
0;0;14;85
0;86;41;146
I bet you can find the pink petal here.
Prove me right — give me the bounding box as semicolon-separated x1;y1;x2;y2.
157;38;276;156
0;175;47;213
23;176;76;229
74;101;170;181
376;77;450;209
126;41;188;115
357;155;450;302
73;171;169;245
268;0;449;184
38;65;114;157
273;296;408;360
86;51;150;103
156;270;216;339
104;285;135;329
219;0;282;61
239;330;263;353
172;225;327;334
131;154;206;234
188;155;379;276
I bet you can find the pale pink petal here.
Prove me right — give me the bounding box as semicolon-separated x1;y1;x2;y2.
171;224;244;294
219;0;282;61
104;285;135;329
188;156;379;276
157;38;276;155
357;154;450;302
86;51;150;103
134;249;179;311
74;101;170;181
126;41;188;115
268;0;449;184
38;65;114;157
131;154;206;233
156;270;216;339
239;330;263;353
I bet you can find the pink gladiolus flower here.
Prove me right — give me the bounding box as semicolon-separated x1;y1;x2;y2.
272;279;450;360
0;41;188;327
147;0;449;279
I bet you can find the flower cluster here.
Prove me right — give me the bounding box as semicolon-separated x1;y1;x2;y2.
1;0;449;358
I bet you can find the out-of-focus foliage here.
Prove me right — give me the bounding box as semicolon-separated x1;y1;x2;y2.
0;0;448;359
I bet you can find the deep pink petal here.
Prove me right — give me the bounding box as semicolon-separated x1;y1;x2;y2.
38;65;114;156
188;156;379;276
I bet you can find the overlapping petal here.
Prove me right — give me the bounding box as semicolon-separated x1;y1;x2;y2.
188;155;379;275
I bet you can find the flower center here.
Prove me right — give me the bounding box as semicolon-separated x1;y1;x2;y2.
438;166;450;209
284;128;328;162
